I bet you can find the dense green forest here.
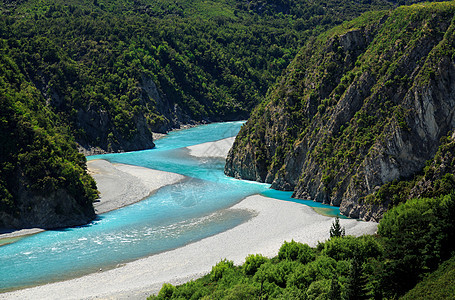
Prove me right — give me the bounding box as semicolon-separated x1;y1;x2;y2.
0;49;98;228
1;0;399;152
0;0;408;228
148;193;455;299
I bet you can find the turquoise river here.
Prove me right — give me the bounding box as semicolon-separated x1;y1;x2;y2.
0;121;341;292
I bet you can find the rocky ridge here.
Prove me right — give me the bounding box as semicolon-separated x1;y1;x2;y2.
225;3;455;221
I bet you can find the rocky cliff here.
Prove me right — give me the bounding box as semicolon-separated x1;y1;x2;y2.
0;186;95;229
75;75;199;155
225;3;455;221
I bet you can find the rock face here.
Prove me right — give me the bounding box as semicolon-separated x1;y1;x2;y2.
0;188;95;229
76;106;155;154
0;85;99;229
225;4;455;221
75;74;202;155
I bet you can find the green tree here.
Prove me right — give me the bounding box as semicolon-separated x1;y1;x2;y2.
278;240;315;264
156;283;175;299
344;255;367;300
211;259;235;281
378;193;455;297
243;254;268;275
330;216;345;238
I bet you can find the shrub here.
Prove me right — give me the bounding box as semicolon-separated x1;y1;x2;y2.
303;256;337;283
306;279;331;300
223;283;259;300
278;240;315;264
243;254;268;275
211;259;235;281
156;283;175;299
320;235;383;262
254;260;300;289
378;193;455;296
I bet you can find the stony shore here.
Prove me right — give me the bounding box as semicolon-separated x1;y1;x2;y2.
0;136;378;299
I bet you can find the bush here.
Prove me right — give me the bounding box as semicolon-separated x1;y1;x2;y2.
378;193;455;296
211;259;235;281
401;255;455;300
243;254;268;275
320;235;383;262
223;283;259;300
254;260;300;289
278;240;315;264
156;283;175;299
303;256;337;283
306;279;331;300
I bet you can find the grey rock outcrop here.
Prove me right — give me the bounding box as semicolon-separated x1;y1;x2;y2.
225;6;455;221
75;75;201;154
0;190;96;229
0;184;95;229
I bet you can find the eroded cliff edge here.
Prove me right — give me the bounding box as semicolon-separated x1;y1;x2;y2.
225;3;455;221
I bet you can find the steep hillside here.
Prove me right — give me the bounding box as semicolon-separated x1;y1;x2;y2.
1;0;401;228
1;0;402;228
0;55;98;229
1;0;395;154
226;2;455;220
401;254;455;299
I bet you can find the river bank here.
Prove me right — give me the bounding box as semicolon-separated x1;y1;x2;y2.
186;137;236;158
0;161;185;241
0;136;234;241
0;133;378;299
0;194;377;299
88;159;185;214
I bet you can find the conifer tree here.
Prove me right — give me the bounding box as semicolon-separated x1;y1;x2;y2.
330;216;345;238
344;255;367;300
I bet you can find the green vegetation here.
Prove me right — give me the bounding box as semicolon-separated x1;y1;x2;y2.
148;193;455;299
378;194;455;296
329;216;345;238
1;0;402;227
1;0;397;150
226;1;455;219
401;255;455;299
0;56;97;226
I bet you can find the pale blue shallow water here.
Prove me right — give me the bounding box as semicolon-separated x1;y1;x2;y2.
0;121;341;292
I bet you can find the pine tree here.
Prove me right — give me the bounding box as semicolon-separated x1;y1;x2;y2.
344;255;367;300
330;216;345;238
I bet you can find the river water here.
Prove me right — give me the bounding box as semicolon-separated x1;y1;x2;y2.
0;121;340;292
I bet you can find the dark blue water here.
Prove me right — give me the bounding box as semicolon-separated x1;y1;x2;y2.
0;121;341;292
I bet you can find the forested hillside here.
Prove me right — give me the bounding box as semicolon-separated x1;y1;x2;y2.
1;0;401;228
0;54;98;228
1;0;399;153
226;1;455;221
